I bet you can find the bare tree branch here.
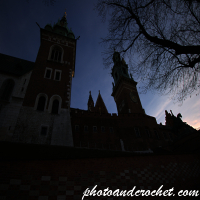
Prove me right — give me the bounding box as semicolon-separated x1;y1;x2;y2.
96;0;200;101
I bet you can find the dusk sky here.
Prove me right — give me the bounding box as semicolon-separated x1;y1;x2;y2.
0;0;199;129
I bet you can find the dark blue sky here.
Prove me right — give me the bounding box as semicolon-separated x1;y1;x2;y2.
0;0;199;129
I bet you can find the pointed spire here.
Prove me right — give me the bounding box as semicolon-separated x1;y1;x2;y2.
87;91;94;111
94;91;108;114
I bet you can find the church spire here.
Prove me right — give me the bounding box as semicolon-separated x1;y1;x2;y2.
87;91;94;112
94;90;108;114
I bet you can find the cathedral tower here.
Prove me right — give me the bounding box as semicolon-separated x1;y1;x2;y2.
13;13;77;146
111;51;144;114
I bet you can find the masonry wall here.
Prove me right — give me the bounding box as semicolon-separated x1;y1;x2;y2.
0;146;199;200
0;72;32;141
12;107;73;146
71;109;173;152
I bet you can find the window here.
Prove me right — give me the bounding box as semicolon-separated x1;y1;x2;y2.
93;126;97;133
134;127;141;137
0;79;15;101
75;125;79;132
84;126;88;132
109;127;114;133
48;95;62;114
50;46;62;62
101;126;105;132
40;126;48;136
54;70;62;81
51;99;59;114
37;96;46;111
45;68;52;79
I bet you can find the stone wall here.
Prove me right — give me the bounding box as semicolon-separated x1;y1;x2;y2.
0;72;32;140
12;106;73;146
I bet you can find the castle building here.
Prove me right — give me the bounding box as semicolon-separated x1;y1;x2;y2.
0;14;199;153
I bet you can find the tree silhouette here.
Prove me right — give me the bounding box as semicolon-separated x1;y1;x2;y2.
96;0;200;101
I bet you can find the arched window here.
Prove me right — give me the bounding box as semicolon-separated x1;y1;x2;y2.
50;46;62;62
37;96;46;111
34;93;48;111
0;79;15;101
51;99;59;114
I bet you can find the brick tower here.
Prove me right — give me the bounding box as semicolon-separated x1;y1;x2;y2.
13;13;77;146
111;51;144;114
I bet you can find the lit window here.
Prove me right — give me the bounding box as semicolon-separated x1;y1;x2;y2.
45;68;52;79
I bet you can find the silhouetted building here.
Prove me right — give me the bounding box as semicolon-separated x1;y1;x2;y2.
0;14;199;153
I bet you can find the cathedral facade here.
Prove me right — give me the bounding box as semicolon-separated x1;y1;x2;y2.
0;14;198;153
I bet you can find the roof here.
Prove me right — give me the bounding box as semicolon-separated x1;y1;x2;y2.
0;53;35;76
94;91;108;114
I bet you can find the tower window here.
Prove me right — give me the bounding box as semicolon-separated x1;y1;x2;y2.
54;70;62;81
50;46;62;62
37;96;46;111
0;79;15;101
40;126;48;136
51;99;59;114
45;68;52;79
